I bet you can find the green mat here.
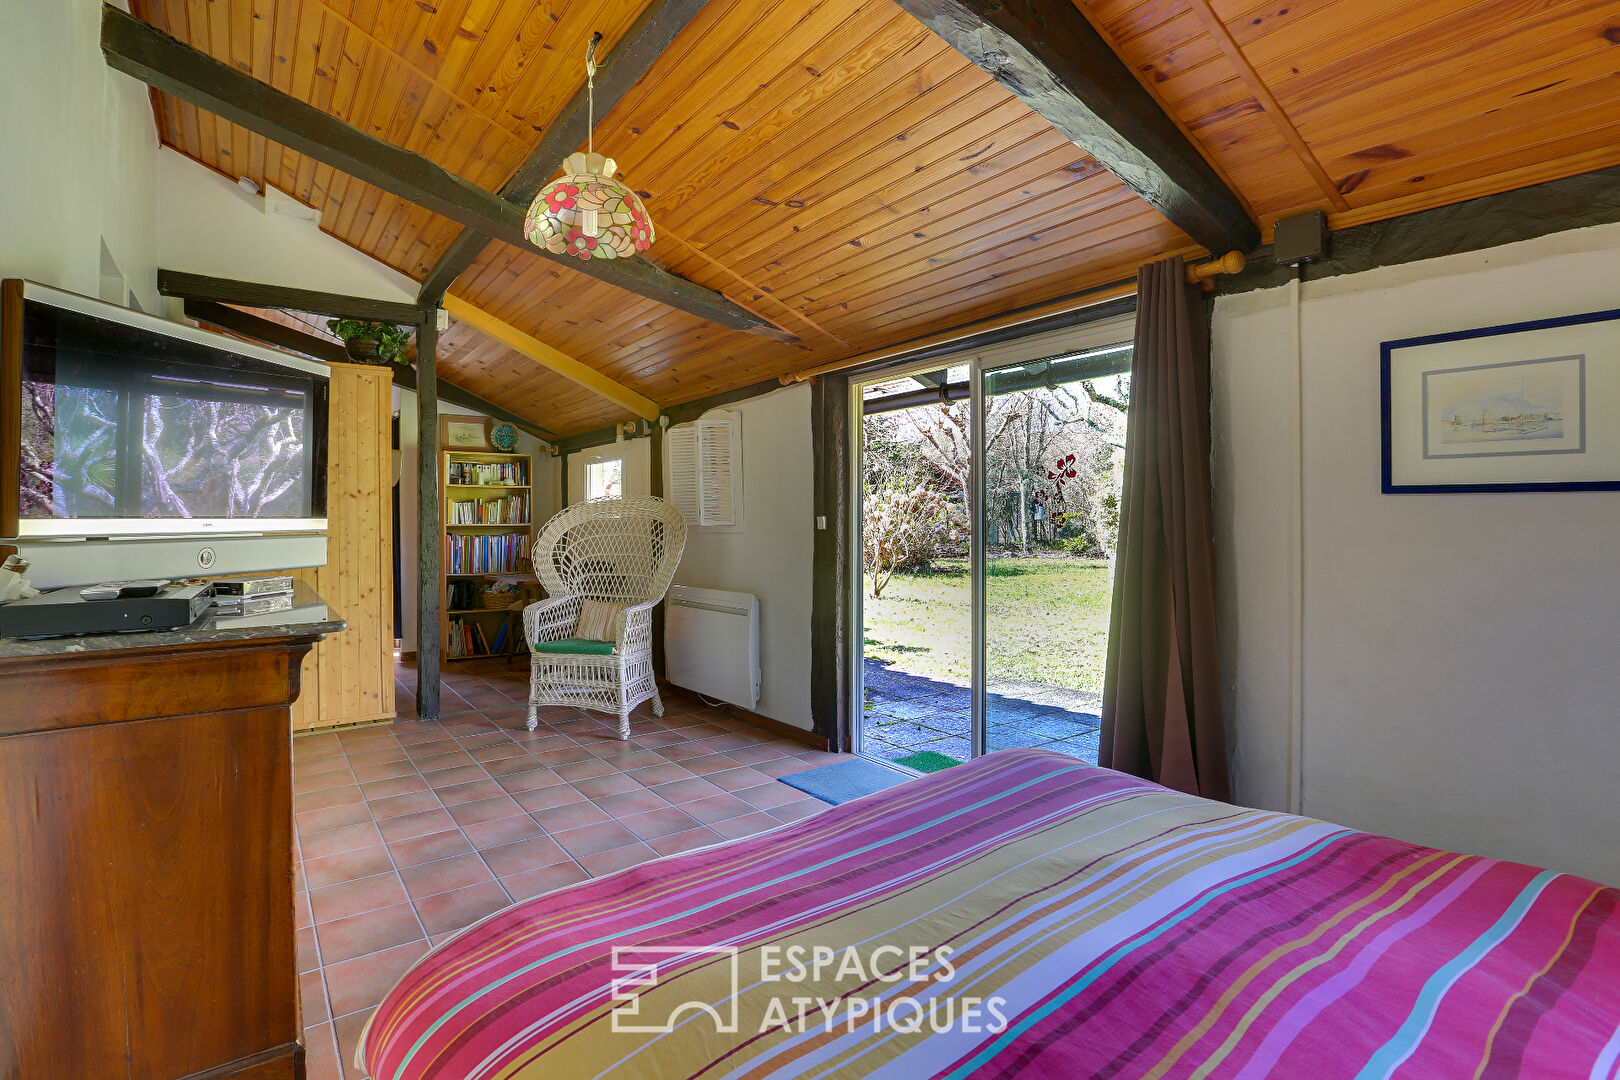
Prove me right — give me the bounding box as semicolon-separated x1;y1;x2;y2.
893;750;962;773
531;637;616;656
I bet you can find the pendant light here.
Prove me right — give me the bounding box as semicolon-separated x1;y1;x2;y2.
524;33;655;262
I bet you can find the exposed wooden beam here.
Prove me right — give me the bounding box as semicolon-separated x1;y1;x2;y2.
102;5;770;334
892;0;1258;255
415;314;441;721
160;270;425;325
441;295;660;422
181;300;558;441
417;0;712;304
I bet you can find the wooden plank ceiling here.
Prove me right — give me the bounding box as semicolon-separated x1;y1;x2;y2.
132;0;1620;436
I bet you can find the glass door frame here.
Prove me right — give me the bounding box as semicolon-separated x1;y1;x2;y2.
847;314;1137;765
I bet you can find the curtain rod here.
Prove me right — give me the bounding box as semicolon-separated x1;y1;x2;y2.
781;251;1245;386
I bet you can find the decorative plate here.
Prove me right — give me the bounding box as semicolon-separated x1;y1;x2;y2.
490;422;519;452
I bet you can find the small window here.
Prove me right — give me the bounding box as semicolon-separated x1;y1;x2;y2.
585;457;622;500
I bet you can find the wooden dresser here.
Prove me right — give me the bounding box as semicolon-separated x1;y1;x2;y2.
0;589;342;1080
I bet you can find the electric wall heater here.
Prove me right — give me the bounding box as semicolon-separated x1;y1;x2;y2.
663;585;760;711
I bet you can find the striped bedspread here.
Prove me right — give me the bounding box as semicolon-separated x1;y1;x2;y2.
358;749;1620;1079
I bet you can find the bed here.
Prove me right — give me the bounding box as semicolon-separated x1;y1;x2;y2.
357;748;1620;1079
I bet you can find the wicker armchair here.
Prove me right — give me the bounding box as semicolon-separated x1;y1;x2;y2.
523;495;687;739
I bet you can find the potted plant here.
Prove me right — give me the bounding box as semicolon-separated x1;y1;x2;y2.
326;319;413;366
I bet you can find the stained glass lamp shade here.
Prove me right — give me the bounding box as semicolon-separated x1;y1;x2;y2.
524;152;655;262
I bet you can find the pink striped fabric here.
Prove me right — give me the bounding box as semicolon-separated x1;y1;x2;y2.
358;749;1620;1079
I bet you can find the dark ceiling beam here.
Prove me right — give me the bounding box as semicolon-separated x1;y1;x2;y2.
892;0;1258;255
160;269;426;325
102;4;771;335
182;299;558;441
418;0;712;304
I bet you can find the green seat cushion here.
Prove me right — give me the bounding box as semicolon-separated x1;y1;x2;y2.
532;636;617;656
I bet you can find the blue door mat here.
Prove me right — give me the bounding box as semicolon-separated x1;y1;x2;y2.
780;757;913;805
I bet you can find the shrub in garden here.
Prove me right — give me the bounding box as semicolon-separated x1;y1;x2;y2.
864;486;962;597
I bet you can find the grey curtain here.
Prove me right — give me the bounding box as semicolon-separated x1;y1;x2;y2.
1100;255;1230;801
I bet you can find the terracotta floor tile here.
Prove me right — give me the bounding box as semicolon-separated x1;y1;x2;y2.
681;753;744;776
323;940;431;1017
434;778;506;806
349;758;418;784
513;784;588;814
571;772;641;799
726;744;792;766
296;801;375;835
294;764;357;795
315;902;425;964
617;806;702;841
656;741;722;761
376;808;458;843
552;820;639;859
467;741;528;764
552;757;618;783
297;925;319;972
304;845;395;891
447;794;524;826
647;827;725;857
648;777;726;804
500;861;591;901
482;755;550;779
681;793;757;825
386;828;474;868
531;746;600;767
309;871;409;925
710;811;786;840
301;821;385;862
460;813;544;849
595;787;674;818
578;843;659;877
419;762;485;788
414;880;512;936
293;784;366;815
479;834;570;878
623;762;693;787
399;852;495;900
300;967;329;1025
530;799;611;833
703;766;777;792
734;782;803;811
360;774;429;801
366;789;442;821
345;745;410;767
750;756;821;778
303;1022;341;1080
770;799;829;823
332;1008;372;1080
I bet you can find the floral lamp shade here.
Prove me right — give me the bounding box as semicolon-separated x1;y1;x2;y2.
524;152;655;261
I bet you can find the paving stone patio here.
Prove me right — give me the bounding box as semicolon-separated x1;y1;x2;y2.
861;659;1101;766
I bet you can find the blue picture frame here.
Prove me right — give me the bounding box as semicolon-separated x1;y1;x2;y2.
1381;306;1620;493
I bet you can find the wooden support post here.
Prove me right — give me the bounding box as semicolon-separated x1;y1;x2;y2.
809;374;850;750
415;314;442;720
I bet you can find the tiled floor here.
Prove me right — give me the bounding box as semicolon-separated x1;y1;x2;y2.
293;656;833;1080
861;659;1103;764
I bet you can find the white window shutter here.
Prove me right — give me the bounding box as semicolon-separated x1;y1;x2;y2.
696;414;739;527
666;427;699;522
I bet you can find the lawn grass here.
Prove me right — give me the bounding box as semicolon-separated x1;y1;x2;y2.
862;555;1113;693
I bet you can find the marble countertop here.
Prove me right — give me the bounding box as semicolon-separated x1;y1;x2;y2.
0;582;345;658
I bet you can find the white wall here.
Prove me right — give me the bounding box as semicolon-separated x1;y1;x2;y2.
1213;221;1620;884
663;385;816;730
154;148;419;308
0;0;159;311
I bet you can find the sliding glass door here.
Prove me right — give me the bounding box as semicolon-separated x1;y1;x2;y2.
852;321;1133;770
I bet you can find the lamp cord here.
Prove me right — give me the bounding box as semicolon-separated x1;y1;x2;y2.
585;32;602;157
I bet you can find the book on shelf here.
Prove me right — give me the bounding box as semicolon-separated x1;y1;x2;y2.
447;460;526;486
448;492;528;525
446;617;494;658
445;531;528;575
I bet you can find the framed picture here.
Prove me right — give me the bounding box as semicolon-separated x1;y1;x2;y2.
440;416;491;451
1381;308;1620;493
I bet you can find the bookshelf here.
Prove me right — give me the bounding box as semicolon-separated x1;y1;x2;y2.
440;449;535;661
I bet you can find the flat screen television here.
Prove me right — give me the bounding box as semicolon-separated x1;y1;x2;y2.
2;280;330;586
